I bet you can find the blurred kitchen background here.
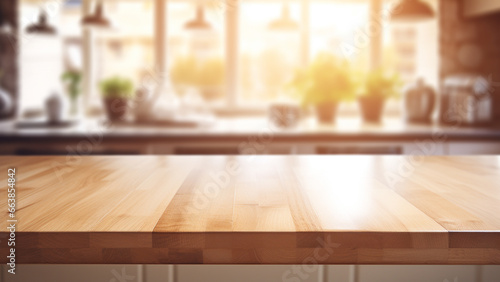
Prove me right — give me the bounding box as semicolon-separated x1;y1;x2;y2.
2;1;500;282
0;0;499;155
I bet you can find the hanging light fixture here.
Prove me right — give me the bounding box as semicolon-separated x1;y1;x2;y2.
268;3;298;31
390;0;434;22
26;9;57;35
81;0;111;28
184;5;212;31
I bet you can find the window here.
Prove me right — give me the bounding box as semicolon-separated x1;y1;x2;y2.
18;0;439;115
95;1;154;85
167;1;225;104
384;1;439;87
310;2;370;71
18;0;155;114
19;1;77;113
239;1;301;105
89;0;155;107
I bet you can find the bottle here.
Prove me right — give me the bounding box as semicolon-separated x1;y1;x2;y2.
0;86;13;117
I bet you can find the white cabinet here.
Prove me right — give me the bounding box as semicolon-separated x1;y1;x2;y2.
403;141;447;155
1;265;141;282
326;265;352;282
3;265;500;282
447;142;500;155
482;265;500;282
176;265;319;282
358;265;478;282
144;265;174;282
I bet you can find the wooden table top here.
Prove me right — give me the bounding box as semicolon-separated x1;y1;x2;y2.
1;155;499;265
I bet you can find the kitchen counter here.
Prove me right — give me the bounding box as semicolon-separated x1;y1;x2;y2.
1;117;500;155
1;155;499;264
1;116;500;143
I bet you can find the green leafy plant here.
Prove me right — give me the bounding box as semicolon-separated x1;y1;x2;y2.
99;76;134;99
61;71;82;101
289;53;358;106
361;68;402;99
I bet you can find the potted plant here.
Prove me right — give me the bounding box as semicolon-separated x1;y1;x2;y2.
358;69;401;123
289;54;357;124
61;70;82;116
100;76;134;121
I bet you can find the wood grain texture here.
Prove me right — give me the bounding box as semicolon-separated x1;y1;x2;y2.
0;156;499;264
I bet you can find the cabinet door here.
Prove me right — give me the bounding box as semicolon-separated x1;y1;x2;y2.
448;142;500;155
358;265;477;282
176;265;320;282
2;265;141;282
403;142;446;155
144;265;174;282
482;265;500;282
326;265;352;282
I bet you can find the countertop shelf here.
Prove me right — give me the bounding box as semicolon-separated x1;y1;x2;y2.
1;117;500;143
1;155;499;264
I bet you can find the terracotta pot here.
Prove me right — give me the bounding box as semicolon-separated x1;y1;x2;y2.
315;102;338;124
104;97;128;121
358;96;385;123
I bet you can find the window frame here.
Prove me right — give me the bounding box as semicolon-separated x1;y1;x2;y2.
81;0;383;114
